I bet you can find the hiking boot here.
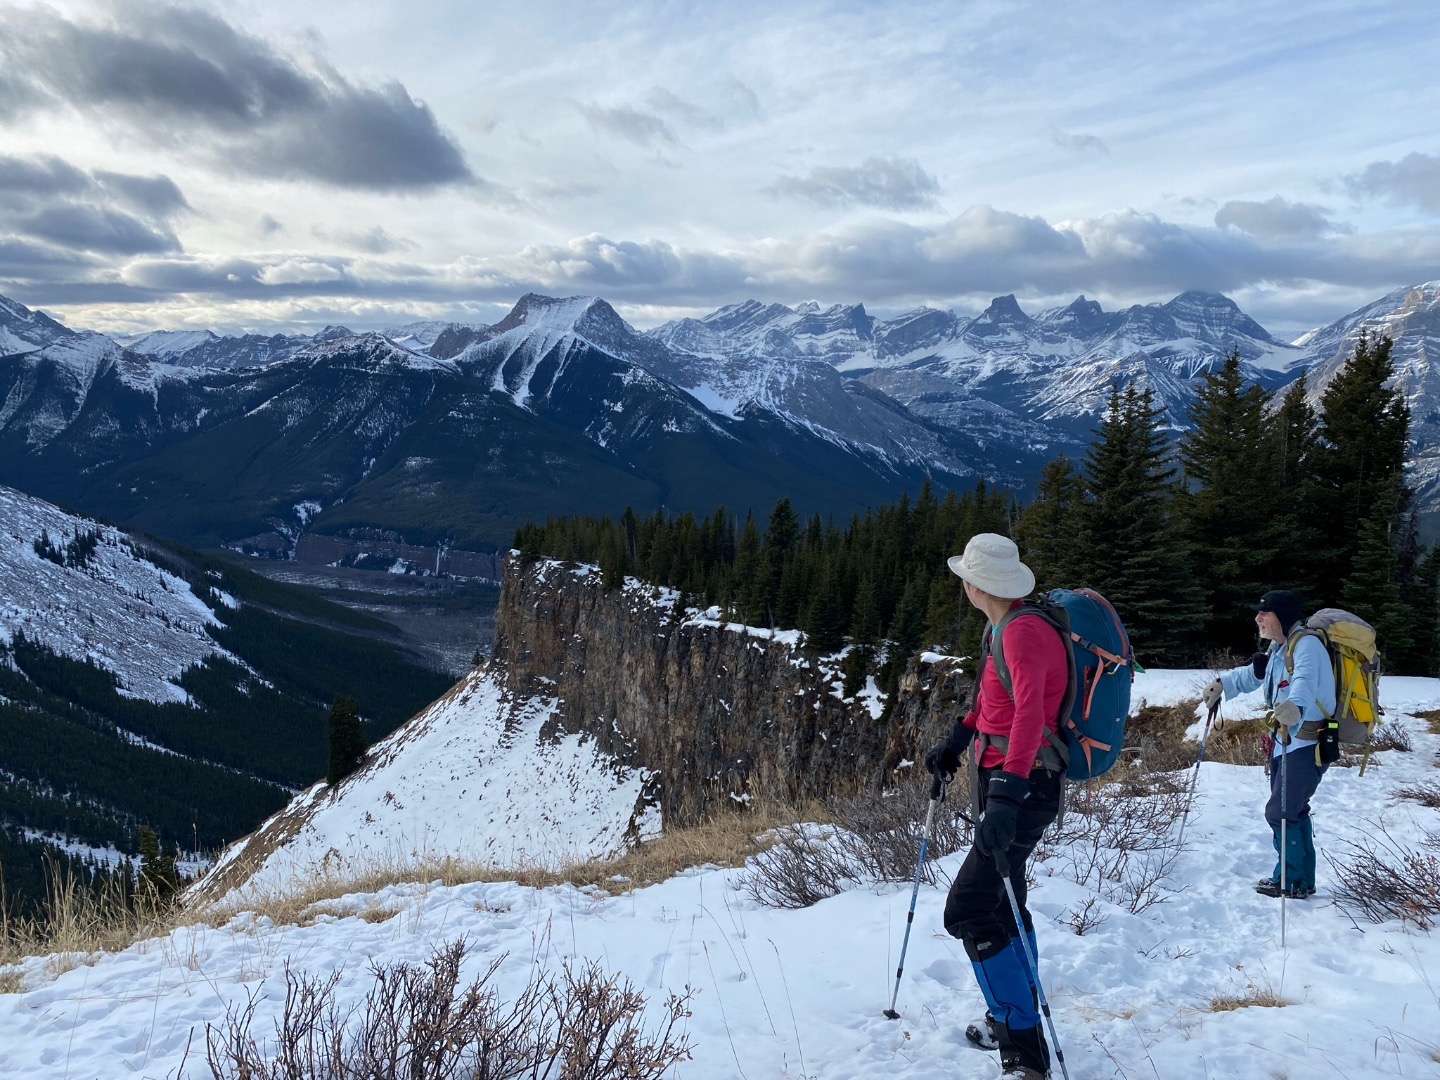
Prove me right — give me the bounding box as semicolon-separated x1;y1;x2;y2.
965;1012;1000;1050
996;1021;1050;1078
1254;879;1309;899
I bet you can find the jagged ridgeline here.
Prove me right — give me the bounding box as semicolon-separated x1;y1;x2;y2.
517;338;1440;675
0;488;453;916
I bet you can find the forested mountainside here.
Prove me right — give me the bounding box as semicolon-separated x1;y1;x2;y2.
0;486;453;914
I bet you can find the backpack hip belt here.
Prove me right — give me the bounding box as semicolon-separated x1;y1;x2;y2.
967;731;1066;819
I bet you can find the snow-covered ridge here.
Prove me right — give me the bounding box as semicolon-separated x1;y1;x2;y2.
195;662;661;903
0;485;228;703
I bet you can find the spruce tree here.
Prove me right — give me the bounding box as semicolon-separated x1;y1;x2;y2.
137;825;179;906
1015;455;1087;592
1265;374;1326;603
1177;351;1277;651
1079;384;1207;666
327;695;367;785
1312;333;1411;594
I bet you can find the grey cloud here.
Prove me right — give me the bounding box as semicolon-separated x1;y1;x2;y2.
1345;151;1440;214
1050;128;1109;155
0;153;186;256
578;103;677;147
94;172;192;218
22;205;179;255
0;155;92;198
1215;197;1347;241
2;4;475;192
312;225;416;254
647;88;720;130
768;156;943;211
257;214;285;238
11;205;1440;322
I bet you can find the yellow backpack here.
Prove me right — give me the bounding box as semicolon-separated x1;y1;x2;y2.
1283;608;1383;750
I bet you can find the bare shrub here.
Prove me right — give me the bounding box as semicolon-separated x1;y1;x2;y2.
0;966;22;994
206;939;692;1080
1122;703;1198;775
738;780;972;909
1203;649;1249;672
1063;896;1109;936
1371;721;1414;753
737;825;856;910
1035;782;1189;914
1326;830;1440;930
1396;783;1440;810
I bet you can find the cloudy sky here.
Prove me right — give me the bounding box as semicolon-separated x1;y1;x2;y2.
2;0;1439;339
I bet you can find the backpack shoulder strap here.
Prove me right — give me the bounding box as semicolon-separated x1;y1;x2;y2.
1283;626;1327;674
991;603;1078;754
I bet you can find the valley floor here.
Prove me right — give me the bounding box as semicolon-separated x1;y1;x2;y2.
2;672;1439;1079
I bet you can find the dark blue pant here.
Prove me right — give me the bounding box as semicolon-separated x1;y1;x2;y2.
1265;748;1327;892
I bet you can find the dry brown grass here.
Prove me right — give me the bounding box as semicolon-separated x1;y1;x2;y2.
1414;708;1440;736
1;864;193;972
1210;988;1290;1011
1120;699;1269;775
205;796;825;931
0;966;24;994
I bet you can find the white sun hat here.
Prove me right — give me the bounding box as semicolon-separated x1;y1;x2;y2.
946;533;1035;599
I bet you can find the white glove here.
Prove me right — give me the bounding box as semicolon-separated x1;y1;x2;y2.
1273;700;1301;729
1201;679;1223;709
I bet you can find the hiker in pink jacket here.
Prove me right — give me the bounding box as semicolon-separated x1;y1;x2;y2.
925;533;1067;1080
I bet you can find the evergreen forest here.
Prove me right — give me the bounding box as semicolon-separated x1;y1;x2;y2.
517;334;1439;681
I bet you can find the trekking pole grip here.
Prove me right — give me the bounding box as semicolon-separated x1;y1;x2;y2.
930;771;950;802
994;850;1010;876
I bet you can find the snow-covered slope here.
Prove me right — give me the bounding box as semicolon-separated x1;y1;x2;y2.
195;663;661;902
0;485;226;703
3;669;1438;1079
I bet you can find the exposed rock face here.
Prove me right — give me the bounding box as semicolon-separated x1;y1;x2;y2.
492;557;973;825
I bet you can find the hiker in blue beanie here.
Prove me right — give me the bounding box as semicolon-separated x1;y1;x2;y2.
1202;590;1337;898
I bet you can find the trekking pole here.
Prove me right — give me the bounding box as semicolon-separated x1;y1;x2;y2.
1177;698;1220;849
884;771;949;1020
995;850;1071;1080
1280;746;1289;948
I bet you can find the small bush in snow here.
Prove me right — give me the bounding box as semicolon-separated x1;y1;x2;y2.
738;784;972;909
206;939;692;1080
1326;830;1440;930
1034;781;1189;914
1371;720;1414;753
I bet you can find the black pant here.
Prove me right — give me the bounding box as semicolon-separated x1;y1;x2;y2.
943;766;1063;948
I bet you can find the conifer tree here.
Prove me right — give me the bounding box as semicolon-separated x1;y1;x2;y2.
137;825;179;906
1341;478;1414;660
327;695;366;786
1080;384;1207;665
802;562;847;654
1263;374;1326;602
1015;455;1087;592
1178;351;1277;651
1312;333;1411;593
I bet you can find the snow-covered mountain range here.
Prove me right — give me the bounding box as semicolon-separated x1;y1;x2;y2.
4;281;1440;550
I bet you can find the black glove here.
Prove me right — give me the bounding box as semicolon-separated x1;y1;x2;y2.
924;721;975;777
976;772;1029;858
1250;651;1269;679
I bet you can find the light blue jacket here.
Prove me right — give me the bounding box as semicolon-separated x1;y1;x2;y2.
1220;633;1337;758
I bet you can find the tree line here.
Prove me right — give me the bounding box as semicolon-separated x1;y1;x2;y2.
516;333;1436;678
